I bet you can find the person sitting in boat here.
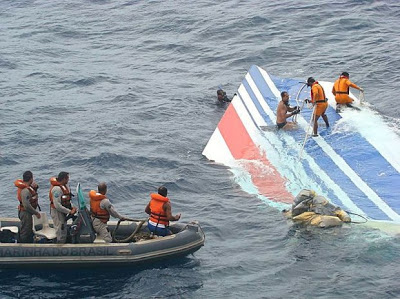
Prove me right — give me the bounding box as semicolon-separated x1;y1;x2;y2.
217;89;232;103
283;189;351;228
276;91;300;130
14;170;41;243
332;72;364;112
89;182;127;243
304;77;330;137
49;172;77;243
145;186;181;236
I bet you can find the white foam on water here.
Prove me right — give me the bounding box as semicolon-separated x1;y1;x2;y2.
321;81;400;173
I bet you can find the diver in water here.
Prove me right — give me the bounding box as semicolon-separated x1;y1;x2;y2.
217;89;233;103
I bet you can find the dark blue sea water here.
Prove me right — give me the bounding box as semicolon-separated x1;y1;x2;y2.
1;0;400;298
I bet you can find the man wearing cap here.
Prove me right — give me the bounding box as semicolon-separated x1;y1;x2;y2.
332;72;363;112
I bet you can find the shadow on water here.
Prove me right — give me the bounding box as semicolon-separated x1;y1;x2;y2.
0;256;203;298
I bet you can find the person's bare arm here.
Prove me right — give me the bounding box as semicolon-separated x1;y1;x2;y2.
145;202;151;215
163;202;181;221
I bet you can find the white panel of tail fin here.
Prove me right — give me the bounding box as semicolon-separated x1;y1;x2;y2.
202;128;234;165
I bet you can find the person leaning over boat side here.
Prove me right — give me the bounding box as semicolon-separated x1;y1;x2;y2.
332;72;363;111
14;171;41;243
305;77;330;137
145;186;181;237
89;182;127;243
276;91;300;130
49;172;77;244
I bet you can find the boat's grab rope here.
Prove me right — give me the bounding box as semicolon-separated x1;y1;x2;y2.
112;218;147;243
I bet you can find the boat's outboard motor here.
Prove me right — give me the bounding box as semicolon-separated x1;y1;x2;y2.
70;183;96;243
70;207;96;244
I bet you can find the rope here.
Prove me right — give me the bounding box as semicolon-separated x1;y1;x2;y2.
112;218;147;243
299;104;316;160
359;90;365;105
345;211;368;224
293;83;308;122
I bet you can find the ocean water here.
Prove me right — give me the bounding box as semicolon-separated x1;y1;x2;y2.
1;0;400;298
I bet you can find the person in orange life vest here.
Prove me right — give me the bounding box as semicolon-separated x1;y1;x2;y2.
89;182;127;243
276;91;300;130
14;170;41;243
145;186;181;237
332;72;363;109
305;77;330;137
49;172;77;243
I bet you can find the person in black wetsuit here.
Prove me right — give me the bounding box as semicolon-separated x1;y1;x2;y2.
217;89;232;103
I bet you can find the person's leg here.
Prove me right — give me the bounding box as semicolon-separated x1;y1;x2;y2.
18;210;33;243
155;226;168;236
322;114;329;127
313;115;320;136
147;222;167;236
51;209;67;243
92;218;112;242
344;95;353;105
283;122;298;130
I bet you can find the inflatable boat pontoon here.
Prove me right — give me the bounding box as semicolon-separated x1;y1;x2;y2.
0;184;205;268
0;218;205;268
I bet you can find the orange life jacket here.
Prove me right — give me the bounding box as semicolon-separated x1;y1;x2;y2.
14;179;38;211
89;190;110;223
311;82;327;104
332;75;361;104
49;177;71;209
333;75;350;96
149;193;170;226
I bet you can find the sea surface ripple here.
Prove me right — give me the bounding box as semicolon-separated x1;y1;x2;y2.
1;0;400;298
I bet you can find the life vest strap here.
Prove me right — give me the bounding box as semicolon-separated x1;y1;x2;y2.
91;212;109;220
150;211;168;220
316;99;327;103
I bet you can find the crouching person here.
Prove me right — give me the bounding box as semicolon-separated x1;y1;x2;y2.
89;182;127;243
145;186;181;236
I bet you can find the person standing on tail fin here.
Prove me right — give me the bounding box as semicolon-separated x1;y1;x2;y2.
276;91;299;130
49;172;77;243
14;170;41;243
89;182;127;243
305;77;329;137
332;72;363;112
145;186;181;237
